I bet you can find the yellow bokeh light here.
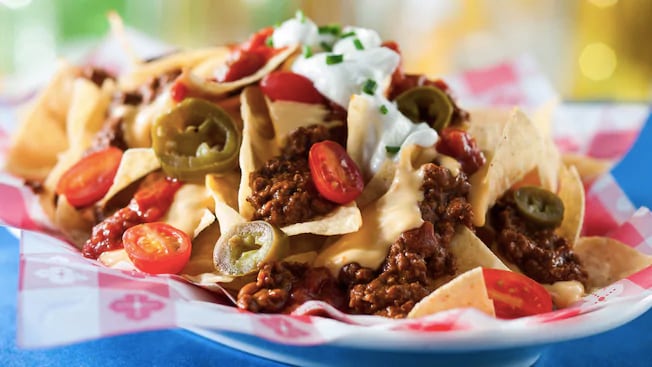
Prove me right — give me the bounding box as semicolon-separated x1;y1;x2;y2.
578;42;617;81
588;0;619;8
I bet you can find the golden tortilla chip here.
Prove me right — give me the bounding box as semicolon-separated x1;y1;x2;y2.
238;86;279;219
469;108;544;227
161;183;214;237
119;47;231;90
5;63;79;180
543;281;585;308
97;148;161;207
574;236;652;290
266;98;331;146
43;78;115;195
562;153;612;184
178;45;297;98
281;202;362;236
467;108;511;153
408;267;495;318
531;100;561;192
556;165;585;246
449;226;509;274
53;196;94;248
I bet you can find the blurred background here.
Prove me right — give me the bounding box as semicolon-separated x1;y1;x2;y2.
0;0;651;101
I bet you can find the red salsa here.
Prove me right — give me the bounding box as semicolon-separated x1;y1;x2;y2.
218;27;281;83
82;173;183;259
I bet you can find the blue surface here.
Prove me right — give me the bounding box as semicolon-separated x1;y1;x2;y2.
1;111;651;366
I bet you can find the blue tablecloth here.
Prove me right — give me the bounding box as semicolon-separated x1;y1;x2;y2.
2;112;651;366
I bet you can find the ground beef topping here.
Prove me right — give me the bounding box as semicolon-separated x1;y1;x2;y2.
341;163;474;318
237;261;345;314
81;66;115;87
490;191;587;284
247;125;337;227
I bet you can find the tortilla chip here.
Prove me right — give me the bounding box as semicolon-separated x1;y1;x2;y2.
556;165;585;246
449;226;509;274
119;47;231;90
469;108;544;227
5;63;78;180
314;145;426;275
181;222;236;287
531;100;561;192
281;201;362;236
53;196;94;248
43;78;114;195
355;159;396;208
98;249;135;271
562;153;612;184
543;281;585;308
574;236;652;289
265;98;331;146
206;174;246;234
408;267;495;318
97;148;161;207
238;86;279;219
467;108;511;152
178;45;297;98
161;183;214;237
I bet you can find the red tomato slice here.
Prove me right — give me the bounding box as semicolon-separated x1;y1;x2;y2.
482;268;553;319
260;71;326;104
123;222;192;274
308;140;364;204
55;147;123;208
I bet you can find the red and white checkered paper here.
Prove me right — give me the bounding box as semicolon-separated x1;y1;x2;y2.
0;34;651;348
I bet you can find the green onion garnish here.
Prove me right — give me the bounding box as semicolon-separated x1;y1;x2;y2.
379;105;389;115
265;36;274;48
326;54;344;65
362;79;377;95
386;146;400;154
318;24;341;36
320;41;333;52
296;10;306;23
340;31;356;39
303;45;313;58
353;38;364;50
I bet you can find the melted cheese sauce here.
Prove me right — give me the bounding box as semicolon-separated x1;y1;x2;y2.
122;90;174;148
314;146;426;275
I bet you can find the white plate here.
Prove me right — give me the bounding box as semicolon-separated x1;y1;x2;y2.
183;292;652;367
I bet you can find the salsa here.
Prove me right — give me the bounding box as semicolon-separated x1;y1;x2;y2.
82;173;182;259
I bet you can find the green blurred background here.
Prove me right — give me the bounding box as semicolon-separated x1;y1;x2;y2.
1;0;651;101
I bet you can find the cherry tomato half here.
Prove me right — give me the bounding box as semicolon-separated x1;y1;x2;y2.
483;268;553;319
123;222;192;274
55;147;123;208
308;140;364;204
260;71;326;104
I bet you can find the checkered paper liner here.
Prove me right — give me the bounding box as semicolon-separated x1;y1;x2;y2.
0;32;651;348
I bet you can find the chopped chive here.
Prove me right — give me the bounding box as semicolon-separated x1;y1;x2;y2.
320;41;333;52
265;36;274;47
353;38;364;50
386;146;400;154
326;54;344;65
274;21;281;28
379;105;389;115
318;24;341;36
362;79;377;95
303;45;313;58
296;9;306;23
340;31;356;39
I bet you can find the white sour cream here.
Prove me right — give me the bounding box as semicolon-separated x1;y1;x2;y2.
332;26;382;54
272;17;320;48
292;49;399;108
347;94;438;178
